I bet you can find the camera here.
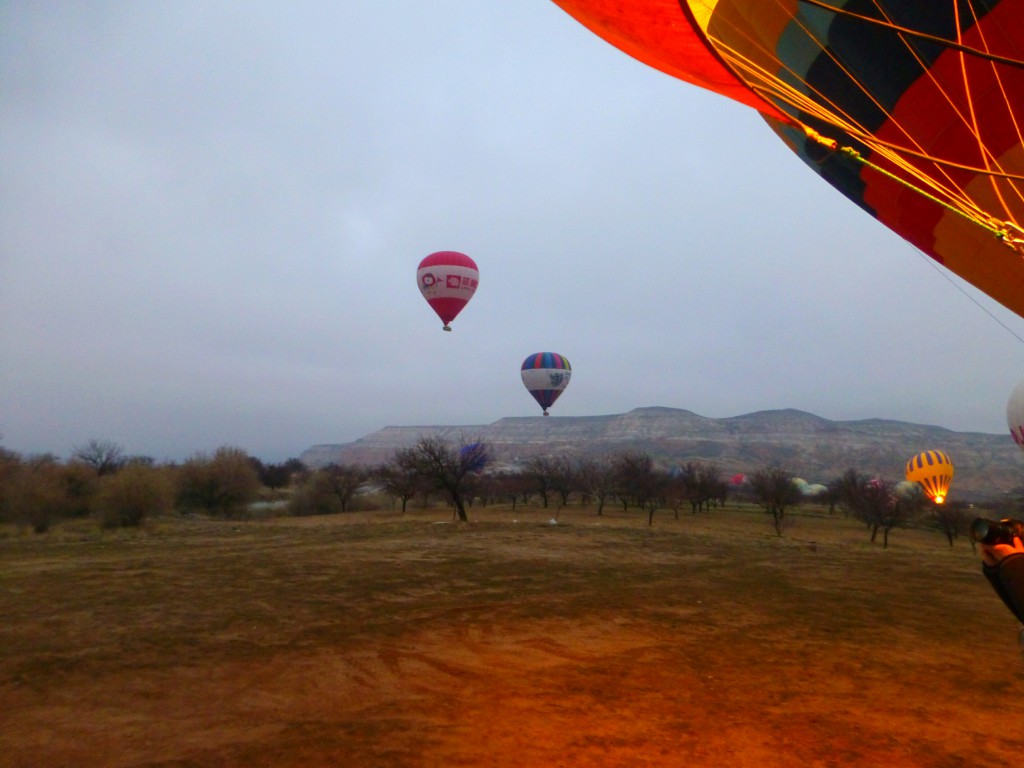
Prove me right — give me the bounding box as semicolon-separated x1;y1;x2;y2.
969;517;1024;545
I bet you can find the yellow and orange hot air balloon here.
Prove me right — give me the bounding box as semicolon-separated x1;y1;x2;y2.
551;1;1024;319
905;450;954;504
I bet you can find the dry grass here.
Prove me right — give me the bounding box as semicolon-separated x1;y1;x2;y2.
1;504;1023;767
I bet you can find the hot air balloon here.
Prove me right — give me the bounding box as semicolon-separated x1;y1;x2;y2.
416;251;479;331
1007;379;1024;449
551;2;1024;318
905;450;954;504
521;352;572;415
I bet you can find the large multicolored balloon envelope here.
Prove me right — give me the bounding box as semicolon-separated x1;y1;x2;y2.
416;251;479;331
1007;380;1024;449
551;1;1024;319
905;450;954;504
521;352;572;416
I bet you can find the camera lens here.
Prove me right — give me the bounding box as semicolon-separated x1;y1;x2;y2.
970;518;993;543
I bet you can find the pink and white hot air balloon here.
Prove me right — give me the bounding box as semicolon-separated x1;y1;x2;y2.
416;251;479;331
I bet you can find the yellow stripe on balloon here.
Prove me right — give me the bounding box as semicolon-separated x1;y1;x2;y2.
685;1;720;33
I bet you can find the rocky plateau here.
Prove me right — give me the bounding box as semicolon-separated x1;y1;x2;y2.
301;407;1024;500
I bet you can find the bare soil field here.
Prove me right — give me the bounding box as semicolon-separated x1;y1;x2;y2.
2;504;1024;767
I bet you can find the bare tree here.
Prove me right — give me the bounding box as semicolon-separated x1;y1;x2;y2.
520;456;576;510
392;436;490;521
749;466;803;535
504;471;526;510
317;464;366;512
575;456;615;516
665;472;686;519
251;458;305;490
372;461;423;513
840;473;918;547
0;447;22;525
678;461;727;515
831;468;863;518
868;481;911;548
612;451;649;513
613;451;665;525
820;479;844;515
551;456;576;508
931;500;972;547
642;470;669;526
522;456;558;508
72;439;125;476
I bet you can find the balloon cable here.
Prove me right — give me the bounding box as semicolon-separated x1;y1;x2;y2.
909;244;1024;347
806;128;1024;344
796;0;1024;71
699;1;1024;337
804;127;1024;251
710;8;1024;220
705;2;1024;270
840;143;1022;248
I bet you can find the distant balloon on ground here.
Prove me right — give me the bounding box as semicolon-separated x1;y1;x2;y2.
460;442;489;473
905;450;954;504
1006;380;1024;449
417;251;479;331
520;352;571;416
894;480;922;499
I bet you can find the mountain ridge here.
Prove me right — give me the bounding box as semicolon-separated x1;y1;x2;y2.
301;407;1022;499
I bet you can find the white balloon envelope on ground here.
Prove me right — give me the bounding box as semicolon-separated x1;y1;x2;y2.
1007;380;1024;449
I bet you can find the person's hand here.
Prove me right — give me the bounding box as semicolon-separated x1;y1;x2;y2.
980;536;1024;567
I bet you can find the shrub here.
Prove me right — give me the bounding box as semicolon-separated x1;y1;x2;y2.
175;446;261;517
96;464;173;528
4;460;67;533
58;461;100;518
287;480;329;517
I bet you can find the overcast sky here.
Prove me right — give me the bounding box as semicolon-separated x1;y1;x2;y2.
3;2;1024;463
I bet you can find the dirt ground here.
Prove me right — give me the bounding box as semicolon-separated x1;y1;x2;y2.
2;505;1024;767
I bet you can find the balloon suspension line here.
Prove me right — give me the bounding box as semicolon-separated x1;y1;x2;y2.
909;248;1024;348
706;5;1024;343
716;21;1024;187
712;8;1024;193
803;127;1024;256
795;0;1024;72
786;0;1024;233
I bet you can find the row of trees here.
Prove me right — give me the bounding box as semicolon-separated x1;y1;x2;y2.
0;436;990;547
0;442;283;532
309;437;979;547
